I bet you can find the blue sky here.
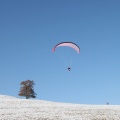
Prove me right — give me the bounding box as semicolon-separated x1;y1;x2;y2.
0;0;120;104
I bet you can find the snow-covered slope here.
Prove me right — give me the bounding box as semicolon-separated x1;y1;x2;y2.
0;95;120;120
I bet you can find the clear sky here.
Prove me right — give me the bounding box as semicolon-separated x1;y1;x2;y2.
0;0;120;105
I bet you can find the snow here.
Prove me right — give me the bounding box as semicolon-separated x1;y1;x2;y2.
0;95;120;120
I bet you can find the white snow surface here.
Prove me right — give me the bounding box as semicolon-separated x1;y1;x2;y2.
0;95;120;120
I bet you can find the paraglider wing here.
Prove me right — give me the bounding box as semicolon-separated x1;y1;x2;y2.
52;42;80;53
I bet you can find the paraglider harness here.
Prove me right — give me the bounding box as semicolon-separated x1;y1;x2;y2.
68;67;71;71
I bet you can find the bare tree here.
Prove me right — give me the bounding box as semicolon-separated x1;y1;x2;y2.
18;80;37;99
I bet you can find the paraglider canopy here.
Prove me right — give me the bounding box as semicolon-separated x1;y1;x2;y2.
52;42;80;53
52;42;80;71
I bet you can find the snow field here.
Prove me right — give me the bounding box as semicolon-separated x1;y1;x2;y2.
0;95;120;120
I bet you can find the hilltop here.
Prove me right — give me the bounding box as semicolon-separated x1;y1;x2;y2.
0;95;120;120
